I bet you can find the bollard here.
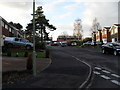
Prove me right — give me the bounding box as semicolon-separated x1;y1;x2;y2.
24;52;28;57
16;52;19;57
45;49;49;58
26;53;33;70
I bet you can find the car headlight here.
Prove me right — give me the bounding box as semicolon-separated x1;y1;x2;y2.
116;49;120;51
31;44;33;47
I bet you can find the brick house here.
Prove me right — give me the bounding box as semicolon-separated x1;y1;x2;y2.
96;31;101;42
0;16;23;38
110;24;120;42
101;27;111;43
57;35;81;42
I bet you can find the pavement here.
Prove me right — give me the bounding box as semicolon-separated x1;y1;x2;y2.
2;47;92;89
2;56;51;73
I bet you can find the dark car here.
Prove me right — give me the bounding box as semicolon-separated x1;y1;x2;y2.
83;41;92;45
60;41;67;47
51;41;59;46
101;42;120;56
4;37;33;50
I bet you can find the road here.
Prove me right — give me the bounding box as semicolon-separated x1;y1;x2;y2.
3;46;120;88
51;46;120;88
3;46;90;88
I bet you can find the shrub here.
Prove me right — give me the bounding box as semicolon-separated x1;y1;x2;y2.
35;42;46;50
45;49;49;58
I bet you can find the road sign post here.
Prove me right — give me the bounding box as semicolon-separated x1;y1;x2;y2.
33;0;37;76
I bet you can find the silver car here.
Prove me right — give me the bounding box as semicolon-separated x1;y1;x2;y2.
4;37;33;50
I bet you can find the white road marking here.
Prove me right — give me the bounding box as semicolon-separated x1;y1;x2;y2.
71;56;92;88
100;75;111;80
111;80;120;86
102;70;110;74
111;74;120;78
94;67;102;70
93;71;100;75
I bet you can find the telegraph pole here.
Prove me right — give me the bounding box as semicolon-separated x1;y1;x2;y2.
33;0;37;76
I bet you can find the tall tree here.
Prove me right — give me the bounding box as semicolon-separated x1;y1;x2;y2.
25;6;56;42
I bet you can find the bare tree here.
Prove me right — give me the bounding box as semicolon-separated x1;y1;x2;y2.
73;19;83;40
91;17;101;33
91;17;102;44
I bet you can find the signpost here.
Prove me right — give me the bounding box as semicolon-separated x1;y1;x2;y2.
33;0;37;76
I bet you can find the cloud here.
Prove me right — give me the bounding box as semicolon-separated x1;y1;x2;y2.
42;0;66;13
0;0;118;40
63;3;80;11
49;23;74;40
56;12;72;19
73;0;119;2
82;2;118;38
0;2;33;29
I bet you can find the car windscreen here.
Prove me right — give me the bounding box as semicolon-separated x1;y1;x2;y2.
5;37;14;41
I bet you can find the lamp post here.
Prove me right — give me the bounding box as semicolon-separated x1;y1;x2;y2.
32;0;37;76
98;29;103;44
92;31;96;45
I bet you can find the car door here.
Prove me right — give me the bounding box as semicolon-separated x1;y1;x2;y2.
14;38;21;48
107;43;114;53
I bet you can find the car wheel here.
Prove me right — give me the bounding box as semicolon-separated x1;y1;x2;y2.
26;45;31;50
114;50;118;56
102;49;106;54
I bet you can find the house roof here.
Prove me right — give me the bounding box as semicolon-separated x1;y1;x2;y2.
104;27;111;29
114;24;120;27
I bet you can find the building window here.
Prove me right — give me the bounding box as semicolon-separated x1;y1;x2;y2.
102;31;105;35
11;29;14;34
104;30;107;35
2;21;4;27
115;28;118;33
111;29;115;35
9;28;12;32
5;24;8;29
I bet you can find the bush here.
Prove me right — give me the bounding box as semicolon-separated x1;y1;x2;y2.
35;42;46;50
26;53;33;70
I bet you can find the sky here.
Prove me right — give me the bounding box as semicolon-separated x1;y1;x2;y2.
0;0;119;40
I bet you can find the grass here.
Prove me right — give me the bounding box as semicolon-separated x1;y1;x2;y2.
2;52;46;58
36;52;46;58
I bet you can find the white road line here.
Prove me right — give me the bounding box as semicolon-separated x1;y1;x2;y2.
102;70;111;74
111;74;120;78
93;71;100;75
100;75;111;80
94;67;102;70
71;56;92;88
111;80;120;86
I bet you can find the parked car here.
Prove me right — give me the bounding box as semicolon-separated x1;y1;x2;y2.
83;41;92;45
51;41;60;46
60;41;67;47
4;37;33;50
91;41;102;45
101;42;120;56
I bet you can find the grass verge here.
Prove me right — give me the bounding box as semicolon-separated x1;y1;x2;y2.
2;52;46;58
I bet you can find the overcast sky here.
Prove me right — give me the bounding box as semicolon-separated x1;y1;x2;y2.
0;0;119;40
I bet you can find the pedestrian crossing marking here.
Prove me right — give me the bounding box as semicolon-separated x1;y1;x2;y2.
111;80;120;86
111;74;120;78
100;75;111;80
